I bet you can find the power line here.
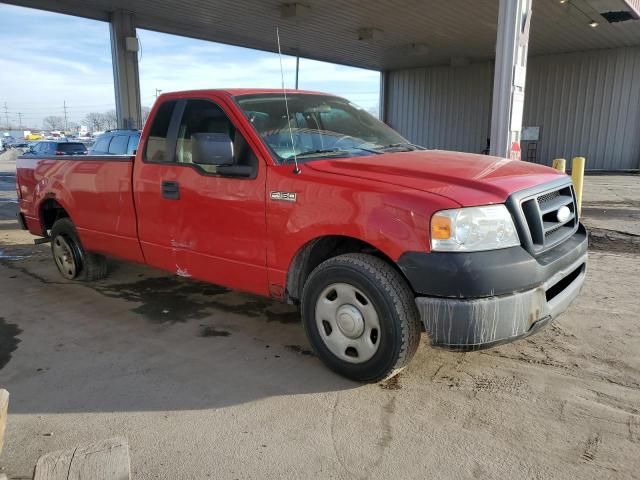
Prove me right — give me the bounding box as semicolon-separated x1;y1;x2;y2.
3;103;9;128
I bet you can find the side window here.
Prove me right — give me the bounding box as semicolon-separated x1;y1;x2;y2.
175;99;257;174
144;101;176;162
92;136;111;154
126;134;140;155
108;135;129;154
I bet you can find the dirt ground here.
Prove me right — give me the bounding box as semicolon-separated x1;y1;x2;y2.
0;150;639;479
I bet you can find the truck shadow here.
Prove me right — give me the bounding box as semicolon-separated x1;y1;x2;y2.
0;240;359;415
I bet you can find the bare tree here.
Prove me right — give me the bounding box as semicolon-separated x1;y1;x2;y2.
103;110;117;130
83;112;106;132
42;115;65;130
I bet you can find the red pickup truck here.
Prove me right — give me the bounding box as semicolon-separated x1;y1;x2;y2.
16;89;587;382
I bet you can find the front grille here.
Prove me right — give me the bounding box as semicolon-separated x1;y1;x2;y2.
537;190;560;206
519;184;578;253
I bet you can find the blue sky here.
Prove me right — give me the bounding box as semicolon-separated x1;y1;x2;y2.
0;4;380;129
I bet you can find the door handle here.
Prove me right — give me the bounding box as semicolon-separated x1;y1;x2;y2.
161;181;180;200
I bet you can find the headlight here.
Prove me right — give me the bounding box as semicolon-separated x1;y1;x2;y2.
431;205;519;252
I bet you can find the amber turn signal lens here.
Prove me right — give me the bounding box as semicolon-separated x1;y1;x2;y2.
431;215;452;240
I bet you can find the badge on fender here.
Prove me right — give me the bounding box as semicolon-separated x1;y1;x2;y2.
270;191;297;202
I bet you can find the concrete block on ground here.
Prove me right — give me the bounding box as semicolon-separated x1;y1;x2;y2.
33;437;130;480
0;389;8;455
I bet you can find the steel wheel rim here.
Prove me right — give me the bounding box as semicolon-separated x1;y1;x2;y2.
315;282;381;364
53;235;78;279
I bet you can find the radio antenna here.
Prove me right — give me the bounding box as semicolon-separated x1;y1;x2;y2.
276;27;300;175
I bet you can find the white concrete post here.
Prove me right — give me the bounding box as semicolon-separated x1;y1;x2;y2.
489;0;532;159
110;10;142;129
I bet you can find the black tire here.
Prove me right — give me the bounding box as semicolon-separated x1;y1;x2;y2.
50;218;108;281
301;253;421;382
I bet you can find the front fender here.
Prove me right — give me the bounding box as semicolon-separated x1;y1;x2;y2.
266;164;460;289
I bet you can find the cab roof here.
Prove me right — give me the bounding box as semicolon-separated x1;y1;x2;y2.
159;88;331;99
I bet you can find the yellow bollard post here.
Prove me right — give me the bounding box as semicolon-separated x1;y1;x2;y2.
571;157;585;216
552;158;566;173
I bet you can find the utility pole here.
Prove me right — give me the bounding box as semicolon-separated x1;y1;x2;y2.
295;56;300;90
154;88;162;100
63;100;69;131
3;103;9;129
17;112;22;128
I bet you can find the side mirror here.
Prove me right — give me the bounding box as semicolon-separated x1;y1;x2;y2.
192;132;234;166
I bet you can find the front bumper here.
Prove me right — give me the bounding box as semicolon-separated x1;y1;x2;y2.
399;224;588;350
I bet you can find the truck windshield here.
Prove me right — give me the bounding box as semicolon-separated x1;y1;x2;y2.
236;94;420;163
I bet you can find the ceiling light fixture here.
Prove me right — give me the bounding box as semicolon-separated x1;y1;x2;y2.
560;0;602;30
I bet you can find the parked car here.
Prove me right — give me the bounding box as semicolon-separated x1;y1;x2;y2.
89;129;140;155
7;139;29;150
15;89;587;382
24;140;87;156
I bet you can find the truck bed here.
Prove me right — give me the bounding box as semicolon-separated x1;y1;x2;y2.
16;154;145;263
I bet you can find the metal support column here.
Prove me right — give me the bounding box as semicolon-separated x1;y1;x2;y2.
110;10;142;129
379;70;389;123
489;0;532;159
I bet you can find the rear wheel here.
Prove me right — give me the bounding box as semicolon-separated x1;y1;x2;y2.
50;218;107;281
301;253;421;382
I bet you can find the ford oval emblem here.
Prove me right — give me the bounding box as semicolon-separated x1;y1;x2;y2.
557;205;571;223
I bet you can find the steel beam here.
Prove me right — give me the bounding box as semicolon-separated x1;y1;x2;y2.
490;0;532;159
379;70;389;123
110;10;142;129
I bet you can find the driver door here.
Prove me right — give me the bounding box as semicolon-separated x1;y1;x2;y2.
135;97;268;296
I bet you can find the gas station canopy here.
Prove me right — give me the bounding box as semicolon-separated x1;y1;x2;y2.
5;0;640;69
5;0;640;168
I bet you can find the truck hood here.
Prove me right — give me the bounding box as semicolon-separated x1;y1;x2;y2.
306;150;564;206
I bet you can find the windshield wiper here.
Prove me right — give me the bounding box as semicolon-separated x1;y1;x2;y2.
291;146;382;159
374;142;424;152
292;148;352;159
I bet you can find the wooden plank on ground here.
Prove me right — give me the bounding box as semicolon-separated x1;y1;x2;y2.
34;437;130;480
0;389;8;455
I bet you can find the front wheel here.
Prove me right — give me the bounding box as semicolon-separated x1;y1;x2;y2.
301;253;421;382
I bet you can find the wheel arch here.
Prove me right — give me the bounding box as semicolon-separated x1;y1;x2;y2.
285;235;411;304
39;197;71;233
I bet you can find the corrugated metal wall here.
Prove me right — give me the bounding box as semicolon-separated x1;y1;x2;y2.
524;47;640;170
386;46;640;170
385;62;493;154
